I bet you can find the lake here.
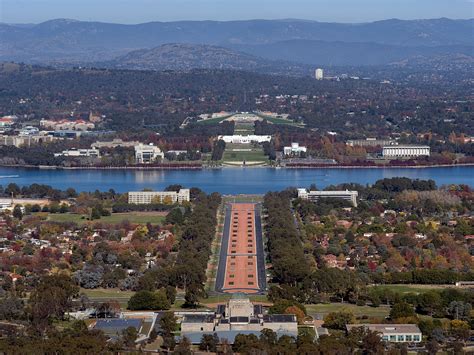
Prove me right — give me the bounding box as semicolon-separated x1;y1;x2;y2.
0;166;472;194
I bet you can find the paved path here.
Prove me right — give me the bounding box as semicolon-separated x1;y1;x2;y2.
215;203;266;294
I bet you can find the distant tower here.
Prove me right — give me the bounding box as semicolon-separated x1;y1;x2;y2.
315;68;324;80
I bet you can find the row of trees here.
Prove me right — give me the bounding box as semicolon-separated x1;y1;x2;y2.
263;191;309;285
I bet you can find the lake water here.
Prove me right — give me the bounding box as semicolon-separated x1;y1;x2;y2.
0;166;472;194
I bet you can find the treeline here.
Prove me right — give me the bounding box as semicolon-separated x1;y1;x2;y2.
112;202;173;213
173;191;221;306
211;140;226;161
378;270;474;285
264;191;308;285
0;183;78;200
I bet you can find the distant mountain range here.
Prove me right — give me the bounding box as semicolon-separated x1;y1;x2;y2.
0;18;472;69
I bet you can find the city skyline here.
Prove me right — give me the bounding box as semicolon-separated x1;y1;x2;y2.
1;0;473;24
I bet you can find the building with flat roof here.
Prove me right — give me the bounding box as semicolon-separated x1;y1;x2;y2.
382;145;430;159
92;139;140;149
297;188;358;207
315;68;324;80
0;134;56;148
128;189;190;204
218;135;272;144
346;324;422;343
283;143;307;156
134;143;164;164
181;294;298;344
346;138;397;147
54;148;100;158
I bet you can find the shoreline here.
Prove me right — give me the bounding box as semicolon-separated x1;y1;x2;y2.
0;162;473;171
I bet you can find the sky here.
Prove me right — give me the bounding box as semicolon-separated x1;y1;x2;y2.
1;0;473;24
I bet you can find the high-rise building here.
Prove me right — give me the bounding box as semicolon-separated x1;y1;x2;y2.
315;68;324;80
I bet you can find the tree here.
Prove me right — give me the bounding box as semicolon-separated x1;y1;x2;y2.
449;320;470;341
390;301;416;320
159;311;177;336
173;336;192;355
166;208;184;225
323;310;355;330
416;291;443;317
260;328;278;346
122;326;138;348
199;333;219;352
29;274;79;333
426;338;440;355
285;306;305;324
233;334;262;353
447;301;472;321
127;290;170;310
361;330;385;355
12;205;23;220
0;294;24;320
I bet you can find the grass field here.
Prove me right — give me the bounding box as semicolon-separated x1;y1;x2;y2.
255;114;305;127
369;284;452;294
47;212;166;225
222;143;267;162
81;288;135;308
306;303;391;318
233;123;255;135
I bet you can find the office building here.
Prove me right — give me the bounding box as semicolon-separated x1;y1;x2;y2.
18;126;40;136
346;138;397;147
40;119;95;131
382;145;430;158
315;68;324;80
128;189;190;204
297;188;358;207
92;139;140;149
54;148;100;158
283;143;307;156
0;134;56;148
134;143;164;164
346;324;422;343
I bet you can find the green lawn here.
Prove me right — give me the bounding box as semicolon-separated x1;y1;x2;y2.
306;303;390;318
47;212;165;225
255;114;305;127
234;123;255;135
223;144;267;162
370;284;452;295
81;288;135;308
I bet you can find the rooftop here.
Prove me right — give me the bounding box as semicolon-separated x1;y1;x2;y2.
346;324;421;334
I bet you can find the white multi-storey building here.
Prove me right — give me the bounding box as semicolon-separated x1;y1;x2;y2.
315;68;324;80
382;145;430;158
218;135;272;144
297;188;358;207
283;143;307;156
128;189;190;204
134;143;164;164
54;148;100;158
346;324;422;343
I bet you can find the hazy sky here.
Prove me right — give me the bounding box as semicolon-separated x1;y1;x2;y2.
1;0;473;24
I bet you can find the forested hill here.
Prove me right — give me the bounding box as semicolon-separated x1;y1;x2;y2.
104;43;301;73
